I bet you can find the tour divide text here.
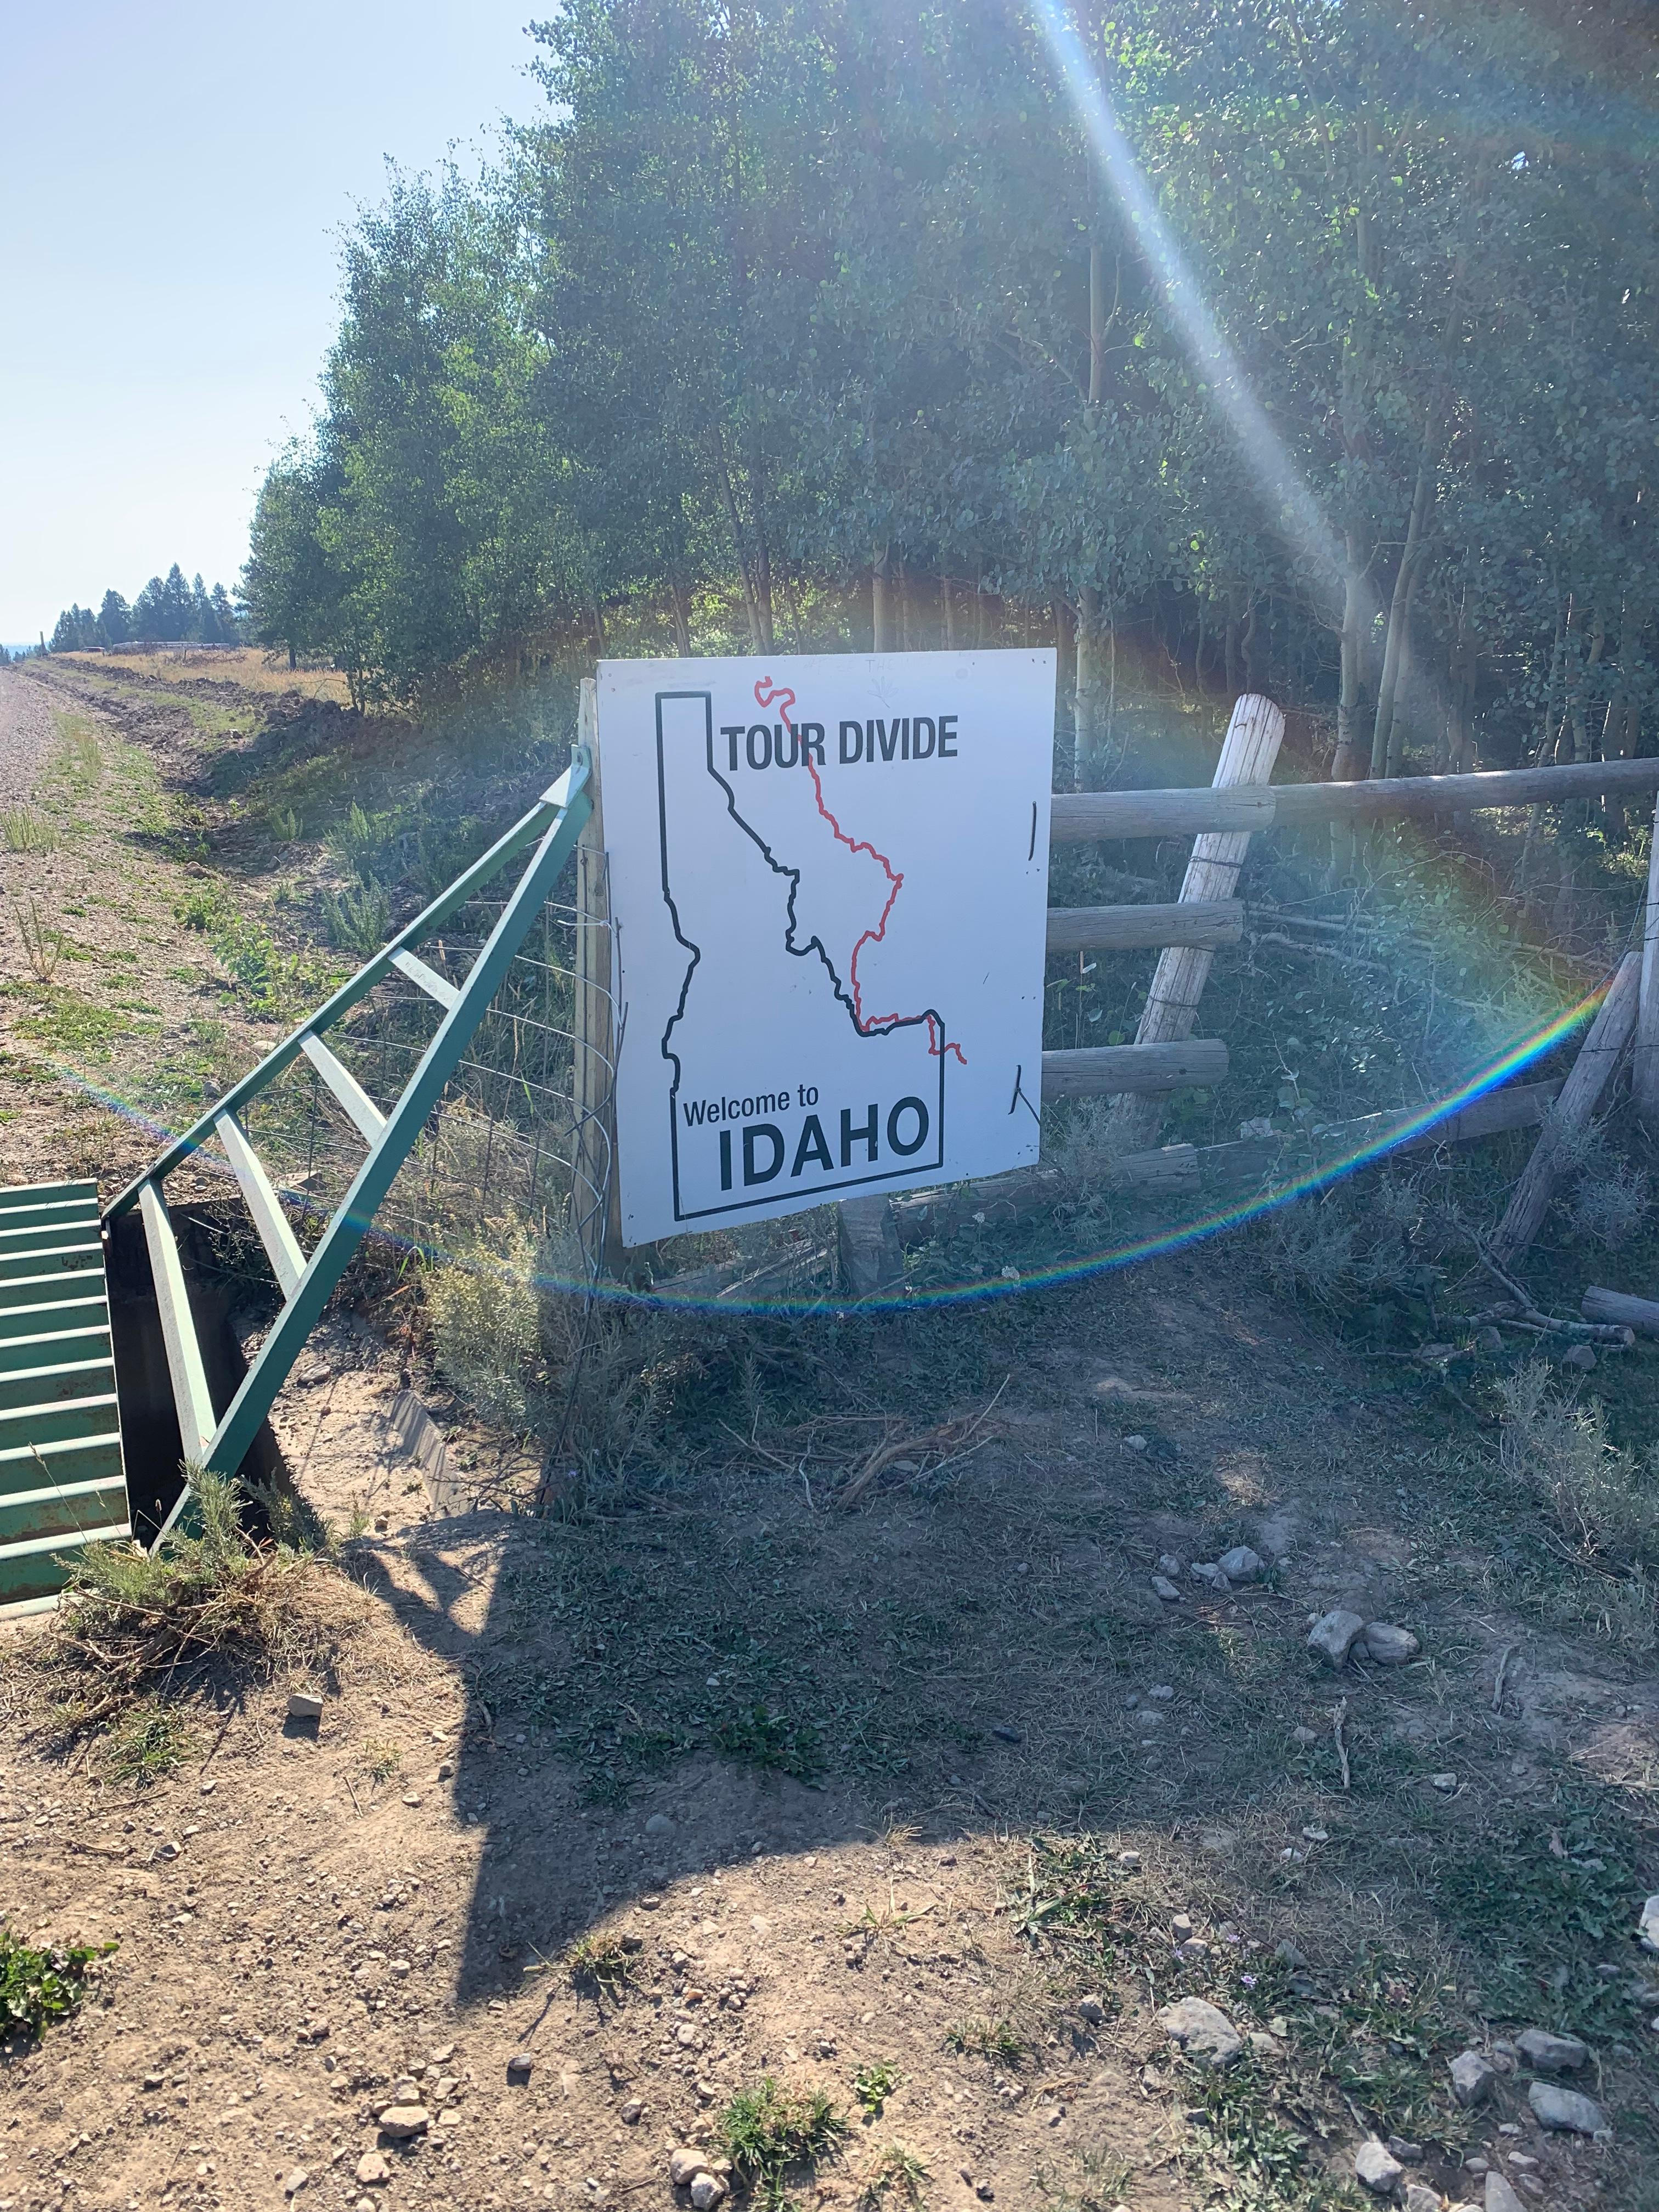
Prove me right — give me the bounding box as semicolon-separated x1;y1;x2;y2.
679;1083;935;1190
721;714;960;770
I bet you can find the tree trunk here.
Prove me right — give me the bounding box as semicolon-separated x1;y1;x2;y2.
872;548;894;652
1331;539;1370;781
1371;417;1438;778
1074;585;1105;789
668;574;692;656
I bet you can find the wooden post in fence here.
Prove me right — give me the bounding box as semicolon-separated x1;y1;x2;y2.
1491;949;1640;1268
1101;693;1285;1155
1634;787;1659;1127
572;677;623;1281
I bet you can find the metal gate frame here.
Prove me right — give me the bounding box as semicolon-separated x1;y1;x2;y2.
103;749;592;1543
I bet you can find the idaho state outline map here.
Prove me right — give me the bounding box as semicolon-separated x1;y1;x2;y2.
656;687;948;1222
599;650;1054;1247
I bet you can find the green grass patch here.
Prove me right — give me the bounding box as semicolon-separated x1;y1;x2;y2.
104;1697;191;1785
713;1701;825;1781
716;2076;846;2210
4;982;156;1056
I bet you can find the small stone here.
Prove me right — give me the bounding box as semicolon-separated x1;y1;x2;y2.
286;1691;324;1722
1190;1560;1224;1585
1308;1609;1365;1667
1171;1912;1195;1939
376;2105;429;2140
1387;2137;1423;2163
690;2178;726;2210
1475;1327;1506;1354
284;2172;310;2199
1355;2138;1404;2194
1156;1995;1243;2067
1451;2050;1496;2107
1430;1773;1458;1793
1156;1553;1182;1576
1404;2187;1440;2212
1151;1575;1181;1602
1122;1434;1148;1452
1640;1894;1659;1953
1148;1683;1174;1701
620;2097;643;2123
435;1760;454;1781
1077;1995;1105;2023
669;2148;708;2187
1485;2178;1526;2212
1291;1725;1318;1746
356;2152;391;2185
1562;1342;1597;1371
1528;2080;1606;2135
1218;1545;1262;1584
1359;1622;1420;1666
1273;1939;1308;1968
429;2043;455;2063
645;1813;676;1836
991;1723;1023;1743
1117;1849;1141;1869
199;1777;216;1795
506;2051;533;2080
400;1791;421;1808
1516;2027;1589;2073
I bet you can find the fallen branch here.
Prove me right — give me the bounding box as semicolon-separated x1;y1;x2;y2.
1331;1698;1351;1791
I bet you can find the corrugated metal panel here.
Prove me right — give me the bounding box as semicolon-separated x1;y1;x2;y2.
0;1181;129;1614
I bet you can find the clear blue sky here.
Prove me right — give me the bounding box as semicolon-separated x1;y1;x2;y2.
0;1;541;647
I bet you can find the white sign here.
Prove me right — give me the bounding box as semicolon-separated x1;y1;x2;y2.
600;650;1054;1247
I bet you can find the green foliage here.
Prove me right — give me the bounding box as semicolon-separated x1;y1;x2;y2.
943;2017;1025;2062
712;1701;825;1781
0;1925;116;2044
173;879;341;1019
104;1699;191;1785
715;2076;846;2210
857;2143;928;2208
424;1216;544;1428
851;2059;900;2114
320;877;391;956
566;1931;636;1997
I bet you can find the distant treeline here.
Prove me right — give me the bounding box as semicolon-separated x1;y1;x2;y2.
241;0;1659;789
49;566;244;654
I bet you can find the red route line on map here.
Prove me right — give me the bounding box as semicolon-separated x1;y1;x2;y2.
753;675;965;1065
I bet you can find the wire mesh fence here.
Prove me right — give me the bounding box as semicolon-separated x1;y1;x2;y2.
224;882;618;1288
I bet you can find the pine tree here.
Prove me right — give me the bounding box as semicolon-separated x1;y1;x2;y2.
96;590;131;647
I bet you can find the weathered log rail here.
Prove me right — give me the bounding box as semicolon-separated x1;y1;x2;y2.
1051;754;1659;844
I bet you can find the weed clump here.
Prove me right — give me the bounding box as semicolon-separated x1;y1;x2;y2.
104;1697;191;1785
425;1215;543;1429
44;1468;332;1728
1498;1363;1659;1581
856;2142;927;2207
715;2076;845;2208
1;1925;116;2044
566;1931;636;1998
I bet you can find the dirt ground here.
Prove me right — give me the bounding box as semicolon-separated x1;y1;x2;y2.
1;659;1657;2212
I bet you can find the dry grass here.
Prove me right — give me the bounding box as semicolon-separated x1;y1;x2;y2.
37;1470;350;1729
57;649;351;702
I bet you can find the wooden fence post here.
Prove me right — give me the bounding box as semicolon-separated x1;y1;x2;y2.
1634;787;1659;1126
1101;692;1285;1154
1491;949;1640;1268
572;676;623;1281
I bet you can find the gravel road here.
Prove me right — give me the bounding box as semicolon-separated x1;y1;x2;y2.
0;667;61;804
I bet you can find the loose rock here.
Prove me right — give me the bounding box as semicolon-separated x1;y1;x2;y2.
1474;1327;1505;1355
1430;1773;1458;1793
645;1813;676;1837
690;2178;727;2210
286;1690;324;1722
376;2106;430;2140
1156;1553;1182;1576
506;2051;533;2080
1450;2050;1496;2107
356;2152;391;2185
1359;1622;1420;1666
1516;2027;1589;2073
1528;2080;1606;2134
1355;2138;1404;2195
669;2148;709;2186
620;2097;644;2123
1562;1342;1598;1372
1308;1610;1365;1667
1156;1995;1243;2067
1150;1575;1181;1602
1485;2179;1526;2212
1403;2187;1440;2212
1077;1995;1105;2024
1640;1894;1659;1953
1218;1545;1262;1584
284;2173;309;2199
